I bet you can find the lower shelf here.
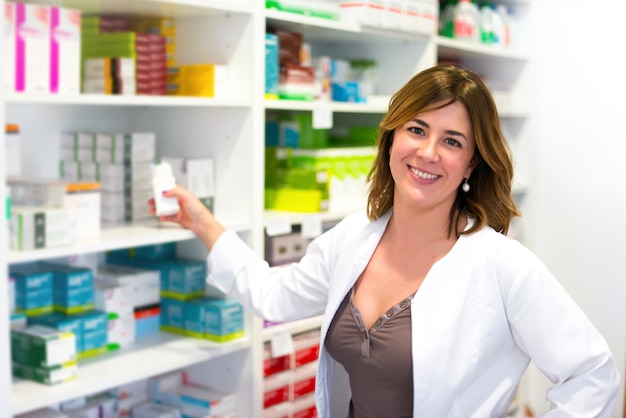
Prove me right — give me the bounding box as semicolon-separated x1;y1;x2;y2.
12;331;251;414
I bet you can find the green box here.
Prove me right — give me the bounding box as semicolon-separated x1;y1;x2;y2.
11;325;76;368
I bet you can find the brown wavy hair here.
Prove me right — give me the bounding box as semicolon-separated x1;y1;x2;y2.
366;64;521;236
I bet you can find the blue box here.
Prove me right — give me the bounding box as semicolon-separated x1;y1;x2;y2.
76;310;108;353
107;242;176;261
167;258;206;297
160;297;185;331
265;33;279;99
183;297;206;337
135;306;160;338
10;264;54;316
203;298;244;341
39;263;94;314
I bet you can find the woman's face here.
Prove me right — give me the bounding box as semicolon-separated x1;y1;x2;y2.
390;100;476;214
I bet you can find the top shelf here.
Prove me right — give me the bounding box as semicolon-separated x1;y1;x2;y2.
5;93;251;108
265;9;431;45
23;0;252;18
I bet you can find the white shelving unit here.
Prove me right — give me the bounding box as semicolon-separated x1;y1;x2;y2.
260;1;533;414
0;1;532;417
1;1;265;417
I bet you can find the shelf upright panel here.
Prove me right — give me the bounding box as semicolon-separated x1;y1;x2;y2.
0;0;12;414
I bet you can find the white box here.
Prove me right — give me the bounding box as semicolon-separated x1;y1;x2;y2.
131;403;181;418
82;162;152;193
106;313;135;349
94;281;134;316
96;264;160;308
50;7;81;94
14;3;50;94
5;124;21;177
63;183;101;241
10;206;75;250
4;2;16;93
100;189;153;223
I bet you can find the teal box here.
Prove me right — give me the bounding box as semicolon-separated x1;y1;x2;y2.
28;312;84;353
183;297;207;336
160;297;185;330
204;298;244;336
10;264;54;316
107;242;176;260
265;33;279;98
40;263;94;314
167;258;207;296
76;310;108;352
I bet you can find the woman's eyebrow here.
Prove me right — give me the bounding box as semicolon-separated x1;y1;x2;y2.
413;119;468;141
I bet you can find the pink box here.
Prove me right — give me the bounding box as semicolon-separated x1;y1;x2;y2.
50;7;81;94
14;3;50;94
4;2;16;92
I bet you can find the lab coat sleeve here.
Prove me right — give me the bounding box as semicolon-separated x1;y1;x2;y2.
206;229;333;323
496;242;620;417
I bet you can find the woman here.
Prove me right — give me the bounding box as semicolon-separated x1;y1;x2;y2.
153;64;620;417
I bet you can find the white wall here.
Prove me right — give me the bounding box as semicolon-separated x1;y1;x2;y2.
526;0;626;416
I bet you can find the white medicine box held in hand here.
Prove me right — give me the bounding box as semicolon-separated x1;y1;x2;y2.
151;161;180;216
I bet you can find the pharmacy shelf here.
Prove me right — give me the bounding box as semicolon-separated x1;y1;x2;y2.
264;96;388;114
436;36;528;61
8;217;248;264
265;8;430;44
6;93;251;108
11;332;251;415
38;0;252;18
262;316;323;342
265;209;356;229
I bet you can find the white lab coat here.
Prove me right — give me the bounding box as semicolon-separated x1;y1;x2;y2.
207;210;620;417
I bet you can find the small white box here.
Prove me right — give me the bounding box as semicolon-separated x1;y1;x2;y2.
106;313;135;349
14;3;51;94
50;7;81;94
94;281;134;316
63;182;101;241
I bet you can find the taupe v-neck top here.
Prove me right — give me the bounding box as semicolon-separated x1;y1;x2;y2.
325;287;414;418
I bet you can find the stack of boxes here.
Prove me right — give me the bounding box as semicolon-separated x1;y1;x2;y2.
8;178;101;250
265;144;376;213
11;325;78;385
59;130;156;225
263;329;320;418
105;242;245;343
11;262;110;362
267;28;315;101
95;263;160;345
81;16;168;95
4;2;81;95
147;370;236;417
338;0;438;35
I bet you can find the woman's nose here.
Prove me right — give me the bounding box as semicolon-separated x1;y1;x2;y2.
417;139;439;162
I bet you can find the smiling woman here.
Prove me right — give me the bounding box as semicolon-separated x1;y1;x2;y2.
368;64;518;237
157;64;621;418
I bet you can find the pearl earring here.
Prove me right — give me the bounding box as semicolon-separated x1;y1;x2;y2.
462;178;470;192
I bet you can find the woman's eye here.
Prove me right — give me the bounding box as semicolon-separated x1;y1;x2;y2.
408;126;424;135
444;137;462;147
